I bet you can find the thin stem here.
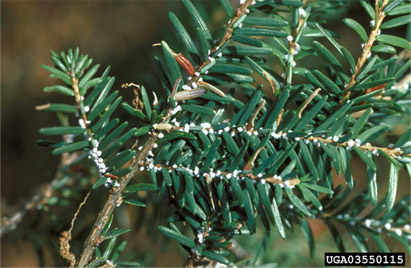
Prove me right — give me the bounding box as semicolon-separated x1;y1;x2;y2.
342;0;390;101
185;213;217;268
149;123;409;159
187;0;254;86
76;128;165;267
285;2;309;85
137;160;301;187
320;213;411;236
0;151;81;237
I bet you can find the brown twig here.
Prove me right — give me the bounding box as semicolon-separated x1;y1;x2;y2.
304;135;407;158
250;99;266;129
136;160;300;187
0;152;80;237
72;75;92;137
69;190;92;235
76;132;162;267
151;123;409;160
60;230;77;267
61;68;140;266
342;0;390;101
59;190;91;267
1;193;50;237
76;76;183;266
244;146;264;170
187;0;254;86
276;108;284;127
298;88;321;118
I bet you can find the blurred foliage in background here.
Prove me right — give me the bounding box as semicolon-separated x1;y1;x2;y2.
1;0;409;267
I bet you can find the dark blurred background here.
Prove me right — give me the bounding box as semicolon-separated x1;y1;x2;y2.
1;0;409;267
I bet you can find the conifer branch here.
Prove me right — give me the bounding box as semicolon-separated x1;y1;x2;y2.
137;160;300;187
1;151;82;237
186;0;254;87
77;96;175;267
285;1;308;85
33;0;411;266
147;122;410;159
342;0;390;101
77;140;154;266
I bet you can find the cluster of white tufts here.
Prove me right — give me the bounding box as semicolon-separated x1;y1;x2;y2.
384;222;391;230
197;228;205;245
88;146;107;174
182;84;191;91
364;218;373;228
78;118;91;129
362;219;410;238
157;121;364;155
170;105;182;115
345;139;363;151
298;7;307;18
293;43;301;55
86;140;119;189
74;102;116;188
283;54;296;67
393;228;402;236
140;152;293;189
283;179;295;189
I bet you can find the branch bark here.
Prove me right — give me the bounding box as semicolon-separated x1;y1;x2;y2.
0;152;79;237
76;134;159;267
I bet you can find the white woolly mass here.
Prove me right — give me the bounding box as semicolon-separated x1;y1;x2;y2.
197;232;204;244
365;219;372;228
298;7;307;17
384;222;391;230
104;178;113;188
347;140;356;147
201;122;211;128
394;228;402;236
184;124;190;133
